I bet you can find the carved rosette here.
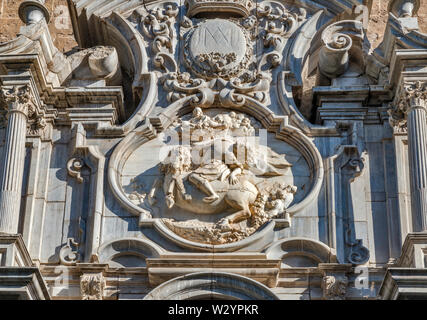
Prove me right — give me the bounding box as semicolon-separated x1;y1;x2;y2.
322;275;348;300
80;272;105;300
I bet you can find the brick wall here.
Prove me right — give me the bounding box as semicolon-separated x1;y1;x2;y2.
0;0;77;52
367;0;427;49
0;0;426;53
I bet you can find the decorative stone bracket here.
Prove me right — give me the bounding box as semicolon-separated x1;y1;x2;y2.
318;20;364;79
319;263;351;300
78;264;108;300
64;124;105;262
326;142;370;265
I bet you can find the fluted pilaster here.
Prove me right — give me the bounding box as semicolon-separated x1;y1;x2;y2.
407;103;427;230
392;81;427;231
0;85;34;233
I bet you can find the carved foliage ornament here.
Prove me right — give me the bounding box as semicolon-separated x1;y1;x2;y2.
136;1;306;108
80;273;105;300
0;85;48;136
0;85;35;116
389;81;427;132
27;112;47;136
322;275;348;300
140;3;179;55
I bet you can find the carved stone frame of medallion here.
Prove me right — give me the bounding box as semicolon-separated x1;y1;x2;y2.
108;109;324;252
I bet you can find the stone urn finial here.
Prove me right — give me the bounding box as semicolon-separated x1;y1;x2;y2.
18;0;50;25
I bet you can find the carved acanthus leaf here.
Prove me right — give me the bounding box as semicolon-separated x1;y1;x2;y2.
257;2;306;71
397;81;427;113
80;273;105;300
388;81;427;131
322;275;348;300
27;112;47;136
0;85;36;115
140;3;179;55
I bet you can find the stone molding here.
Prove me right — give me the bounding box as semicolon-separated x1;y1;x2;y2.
396;232;427;268
0;234;50;300
146;254;281;288
0;267;51;300
185;0;254;18
265;237;337;265
0;234;34;267
380;268;427;300
144;271;280;300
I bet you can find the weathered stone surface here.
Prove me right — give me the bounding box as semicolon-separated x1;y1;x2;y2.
0;0;426;301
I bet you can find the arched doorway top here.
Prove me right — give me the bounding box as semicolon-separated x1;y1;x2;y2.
143;272;280;300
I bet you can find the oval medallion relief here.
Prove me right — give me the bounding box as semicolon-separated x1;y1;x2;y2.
109;109;323;249
185;19;252;79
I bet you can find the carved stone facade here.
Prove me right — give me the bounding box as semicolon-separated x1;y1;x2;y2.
0;0;426;300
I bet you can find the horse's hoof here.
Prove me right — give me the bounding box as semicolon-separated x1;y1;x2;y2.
203;194;219;203
217;219;231;231
166;196;175;209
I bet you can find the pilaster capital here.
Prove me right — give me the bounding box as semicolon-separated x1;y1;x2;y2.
0;85;36;117
0;84;49;137
398;81;427;113
389;81;427;132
